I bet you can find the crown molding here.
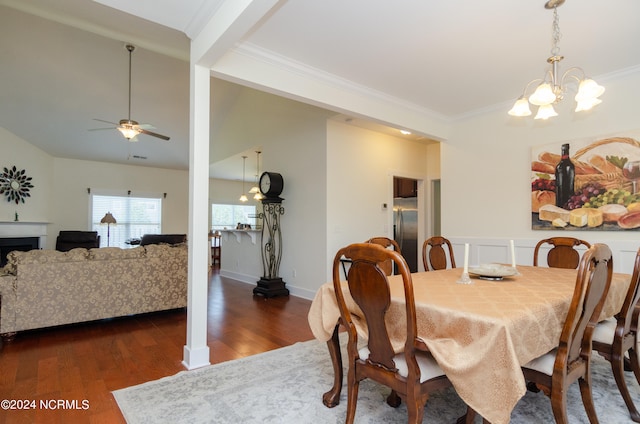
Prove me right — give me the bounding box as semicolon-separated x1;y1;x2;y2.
231;42;452;125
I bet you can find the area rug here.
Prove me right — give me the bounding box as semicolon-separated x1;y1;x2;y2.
113;337;640;423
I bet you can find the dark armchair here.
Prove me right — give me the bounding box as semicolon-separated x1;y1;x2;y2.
55;231;100;252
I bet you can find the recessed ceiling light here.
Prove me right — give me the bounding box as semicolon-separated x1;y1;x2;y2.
400;130;411;135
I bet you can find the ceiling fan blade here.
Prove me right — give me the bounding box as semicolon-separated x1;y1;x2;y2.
88;127;116;132
93;118;118;125
138;128;170;141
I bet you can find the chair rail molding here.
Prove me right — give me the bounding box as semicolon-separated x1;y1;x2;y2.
448;236;638;275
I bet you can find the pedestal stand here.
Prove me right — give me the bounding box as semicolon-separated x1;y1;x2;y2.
254;197;289;297
253;277;289;298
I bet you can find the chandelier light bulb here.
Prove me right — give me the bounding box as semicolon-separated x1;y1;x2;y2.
575;97;602;112
239;194;248;202
534;104;558;120
508;97;532;117
529;83;556;106
575;79;605;102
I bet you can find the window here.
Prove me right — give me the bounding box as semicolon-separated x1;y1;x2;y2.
211;204;258;230
91;194;162;248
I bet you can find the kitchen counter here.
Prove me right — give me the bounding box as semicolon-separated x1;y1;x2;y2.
220;229;261;244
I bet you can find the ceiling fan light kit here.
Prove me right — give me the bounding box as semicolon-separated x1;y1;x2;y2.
93;43;170;141
508;0;605;120
118;119;141;140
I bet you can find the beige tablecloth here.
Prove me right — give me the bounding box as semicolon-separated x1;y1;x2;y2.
307;265;630;424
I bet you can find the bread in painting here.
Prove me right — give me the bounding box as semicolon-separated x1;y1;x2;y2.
532;161;555;174
618;211;640;229
589;155;621;174
531;190;555;213
538;151;600;174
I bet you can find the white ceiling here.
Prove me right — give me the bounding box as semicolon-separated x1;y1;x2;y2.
2;0;640;180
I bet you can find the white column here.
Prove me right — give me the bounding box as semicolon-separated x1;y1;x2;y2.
182;63;211;370
182;0;281;369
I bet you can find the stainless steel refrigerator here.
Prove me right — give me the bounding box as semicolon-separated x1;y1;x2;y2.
393;197;418;272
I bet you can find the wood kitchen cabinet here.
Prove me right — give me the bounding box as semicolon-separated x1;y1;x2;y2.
394;177;417;198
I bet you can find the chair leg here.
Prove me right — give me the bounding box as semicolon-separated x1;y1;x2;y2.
611;352;640;422
526;381;541;393
630;346;640;386
345;372;359;424
386;390;401;407
405;395;425;424
550;387;570;424
578;375;599;424
458;407;491;424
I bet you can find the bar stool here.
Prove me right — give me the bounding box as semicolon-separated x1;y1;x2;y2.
211;231;221;267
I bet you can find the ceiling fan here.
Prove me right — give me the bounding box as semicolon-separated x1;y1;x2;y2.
92;44;170;142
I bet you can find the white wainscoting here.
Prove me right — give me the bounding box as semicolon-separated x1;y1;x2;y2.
447;237;639;275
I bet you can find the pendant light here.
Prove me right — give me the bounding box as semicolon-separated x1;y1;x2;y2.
250;151;264;200
249;151;261;194
239;156;248;202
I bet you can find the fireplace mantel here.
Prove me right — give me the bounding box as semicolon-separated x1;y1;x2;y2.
0;221;50;248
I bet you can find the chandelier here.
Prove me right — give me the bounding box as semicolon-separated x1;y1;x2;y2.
508;0;605;120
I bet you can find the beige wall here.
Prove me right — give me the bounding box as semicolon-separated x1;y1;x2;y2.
326;120;436;281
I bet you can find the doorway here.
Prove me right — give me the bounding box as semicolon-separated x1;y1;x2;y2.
393;176;419;272
432;179;441;236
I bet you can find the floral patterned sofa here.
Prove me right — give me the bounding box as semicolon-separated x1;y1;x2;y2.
0;243;187;337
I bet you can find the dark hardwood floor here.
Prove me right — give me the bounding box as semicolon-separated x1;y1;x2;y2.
0;268;314;424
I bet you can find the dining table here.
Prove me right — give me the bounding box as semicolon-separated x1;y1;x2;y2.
307;265;631;424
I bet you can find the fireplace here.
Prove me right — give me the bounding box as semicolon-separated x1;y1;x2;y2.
0;237;39;267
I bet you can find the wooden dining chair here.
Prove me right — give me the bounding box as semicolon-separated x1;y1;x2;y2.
521;243;613;424
533;237;591;269
422;236;456;271
365;236;402;276
332;243;451;424
592;247;640;422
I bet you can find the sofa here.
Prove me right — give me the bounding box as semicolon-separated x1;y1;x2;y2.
140;233;187;246
0;243;187;336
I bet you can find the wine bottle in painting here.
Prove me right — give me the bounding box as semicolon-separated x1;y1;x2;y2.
555;143;575;208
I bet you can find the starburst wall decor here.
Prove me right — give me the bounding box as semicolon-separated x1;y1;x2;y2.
0;166;34;204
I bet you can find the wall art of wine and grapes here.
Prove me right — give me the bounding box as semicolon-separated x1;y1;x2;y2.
531;131;640;231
